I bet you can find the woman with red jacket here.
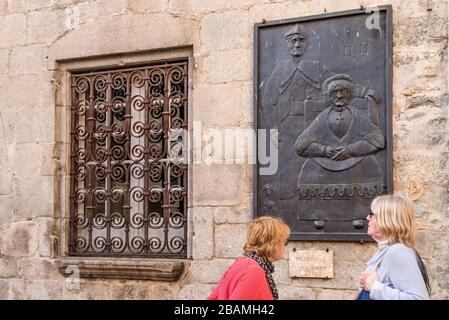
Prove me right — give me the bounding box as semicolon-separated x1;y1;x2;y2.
208;216;290;300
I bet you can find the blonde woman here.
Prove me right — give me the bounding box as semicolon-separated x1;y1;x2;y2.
357;195;431;300
208;216;290;300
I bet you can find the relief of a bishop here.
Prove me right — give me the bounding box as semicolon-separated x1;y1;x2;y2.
294;74;386;199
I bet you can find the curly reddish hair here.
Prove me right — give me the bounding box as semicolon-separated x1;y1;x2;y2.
243;216;290;260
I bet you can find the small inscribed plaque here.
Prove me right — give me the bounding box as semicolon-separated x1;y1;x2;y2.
289;249;334;279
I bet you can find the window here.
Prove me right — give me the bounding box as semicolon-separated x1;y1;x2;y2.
69;61;188;258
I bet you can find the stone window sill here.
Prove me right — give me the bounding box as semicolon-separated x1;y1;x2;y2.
58;257;188;281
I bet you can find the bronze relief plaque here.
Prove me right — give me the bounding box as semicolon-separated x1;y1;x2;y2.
254;7;393;241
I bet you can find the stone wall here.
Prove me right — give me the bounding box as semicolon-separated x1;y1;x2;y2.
0;0;448;300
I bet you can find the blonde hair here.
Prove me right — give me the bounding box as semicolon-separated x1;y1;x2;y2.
371;195;416;247
243;216;290;260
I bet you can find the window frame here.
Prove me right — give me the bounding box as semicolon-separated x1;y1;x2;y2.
54;49;193;280
69;62;189;258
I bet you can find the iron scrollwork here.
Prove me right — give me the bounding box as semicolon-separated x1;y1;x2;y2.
70;62;188;257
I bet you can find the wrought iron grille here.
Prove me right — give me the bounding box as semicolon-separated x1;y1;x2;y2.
69;61;188;258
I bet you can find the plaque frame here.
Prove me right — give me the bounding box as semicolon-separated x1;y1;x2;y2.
253;6;393;242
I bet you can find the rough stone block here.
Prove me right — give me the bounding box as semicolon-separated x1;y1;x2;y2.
241;80;253;124
273;259;292;285
40;143;56;176
278;286;315;300
192;83;243;127
225;0;263;9
198;128;252;167
9;45;47;75
190;259;234;284
192;165;243;206
47;14;194;63
7;108;54;143
0;76;53;109
395;106;447;150
27;9;68;44
0;281;9;299
0;257;17;278
0;14;26;47
6;0;26;13
214;207;252;224
14;176;53;218
201;10;249;51
191;207;214;260
127;0;167;13
0;195;14;250
0;195;13;222
249;2;310;24
6;0;58;13
392;0;429;19
168;0;191;15
0;166;12;195
0;48;8;75
242;164;253;192
191;0;226;14
17;258;57;280
395;152;448;187
196;129;234;165
0;279;25;299
393;16;445;47
38;218;54;257
11;143;41;178
214;207;228;224
0;0;7;16
62;280;111;300
241;191;253;211
25;281;62;300
111;282;175;300
1;221;39;257
177;284;215;300
203;49;251;83
78;0;127;25
316;288;358;300
215;224;247;258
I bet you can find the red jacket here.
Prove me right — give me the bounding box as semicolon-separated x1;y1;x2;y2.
208;257;274;300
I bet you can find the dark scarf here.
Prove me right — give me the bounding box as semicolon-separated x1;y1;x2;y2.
243;251;279;300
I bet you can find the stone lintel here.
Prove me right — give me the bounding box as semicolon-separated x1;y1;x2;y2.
58;258;188;281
